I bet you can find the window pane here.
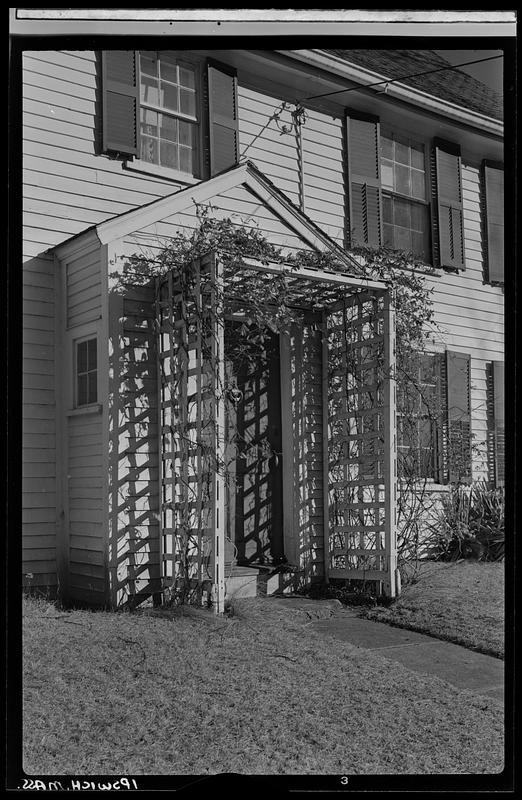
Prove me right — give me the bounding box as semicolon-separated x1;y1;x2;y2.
410;202;427;231
140;52;157;77
88;372;97;405
77;341;87;374
179;88;196;117
179;65;196;90
381;160;394;190
160;141;179;170
160;113;178;143
159;57;178;85
140;135;158;164
140;74;159;107
178;119;193;147
395;163;411;195
383;223;394;249
395;225;412;252
381;136;393;159
395;141;410;165
160;81;179;113
87;338;97;371
394;198;411;228
412;230;429;260
140;107;158;136
411;144;425;170
179;145;193;174
77;374;88;407
411;170;426;199
420;355;436;383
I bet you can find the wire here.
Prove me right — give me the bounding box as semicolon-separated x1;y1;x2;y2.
301;54;503;102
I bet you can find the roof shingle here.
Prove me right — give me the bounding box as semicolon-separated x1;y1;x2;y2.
322;49;503;121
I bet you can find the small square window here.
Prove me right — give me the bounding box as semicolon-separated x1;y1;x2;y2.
75;337;97;407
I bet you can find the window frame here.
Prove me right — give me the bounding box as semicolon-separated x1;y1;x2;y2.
396;352;441;482
74;335;98;409
380;127;432;263
132;50;205;182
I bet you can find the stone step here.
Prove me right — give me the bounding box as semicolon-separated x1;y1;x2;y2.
224;565;296;599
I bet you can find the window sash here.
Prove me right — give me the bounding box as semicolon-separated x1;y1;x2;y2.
397;354;440;480
383;193;431;260
75;338;98;407
138;52;200;175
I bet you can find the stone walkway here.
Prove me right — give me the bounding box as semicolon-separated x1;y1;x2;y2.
268;597;504;701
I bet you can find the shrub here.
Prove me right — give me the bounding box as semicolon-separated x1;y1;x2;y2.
427;481;504;562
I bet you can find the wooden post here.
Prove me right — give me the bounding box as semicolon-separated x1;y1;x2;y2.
383;288;398;597
212;255;226;614
279;330;296;567
321;312;330;583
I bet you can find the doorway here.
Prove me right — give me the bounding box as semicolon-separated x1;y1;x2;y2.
224;322;284;567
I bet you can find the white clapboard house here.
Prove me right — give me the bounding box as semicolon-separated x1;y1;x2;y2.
22;48;504;610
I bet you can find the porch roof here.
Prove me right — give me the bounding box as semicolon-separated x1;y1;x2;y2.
53;161;364;278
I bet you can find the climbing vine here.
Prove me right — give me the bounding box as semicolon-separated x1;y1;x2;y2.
116;205;446;603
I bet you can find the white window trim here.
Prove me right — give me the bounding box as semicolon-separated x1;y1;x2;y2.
122;158;200;185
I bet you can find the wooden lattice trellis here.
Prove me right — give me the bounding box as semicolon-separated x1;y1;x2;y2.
326;290;397;595
156;253;225;612
155;254;397;610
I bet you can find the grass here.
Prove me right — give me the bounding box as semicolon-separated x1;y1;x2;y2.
23;593;503;776
363;561;504;658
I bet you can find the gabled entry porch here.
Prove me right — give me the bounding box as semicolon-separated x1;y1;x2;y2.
155;254;397;613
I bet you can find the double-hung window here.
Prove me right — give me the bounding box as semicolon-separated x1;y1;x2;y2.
397;353;439;479
397;350;473;484
381;132;430;262
139;52;199;176
101;51;239;180
345;111;466;270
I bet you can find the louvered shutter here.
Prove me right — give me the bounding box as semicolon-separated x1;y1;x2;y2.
492;361;505;486
446;351;472;483
207;60;239;177
102;51;140;156
345;111;382;247
482;162;504;283
432;140;465;270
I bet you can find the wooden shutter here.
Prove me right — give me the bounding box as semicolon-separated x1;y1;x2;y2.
446;351;472;483
482;161;504;283
492;361;505;486
207;60;239;177
345;111;382;247
431;140;465;270
102;51;140;156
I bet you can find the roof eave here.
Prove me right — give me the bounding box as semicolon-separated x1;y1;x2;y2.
279;49;503;137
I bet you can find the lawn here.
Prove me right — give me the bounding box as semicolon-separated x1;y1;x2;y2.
363;561;504;658
22;593;503;776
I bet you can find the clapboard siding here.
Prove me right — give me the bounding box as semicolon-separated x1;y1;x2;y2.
67;411;106;602
428;163;503;367
23;48;185;256
302;109;344;243
66;249;102;328
22;254;57;587
238;85;300;204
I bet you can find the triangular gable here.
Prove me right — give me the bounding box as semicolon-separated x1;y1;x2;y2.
58;161;359;271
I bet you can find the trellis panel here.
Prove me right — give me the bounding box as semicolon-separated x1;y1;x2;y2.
155;254;225;612
326;290;397;595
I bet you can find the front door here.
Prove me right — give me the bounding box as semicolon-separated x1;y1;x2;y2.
224;323;284;566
